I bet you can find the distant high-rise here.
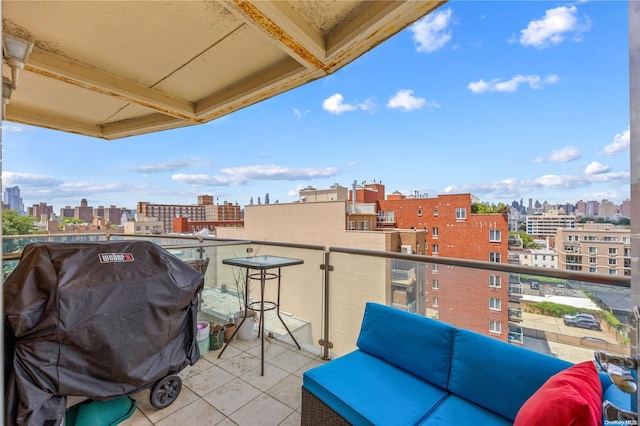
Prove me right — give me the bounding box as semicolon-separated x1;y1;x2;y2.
4;186;24;214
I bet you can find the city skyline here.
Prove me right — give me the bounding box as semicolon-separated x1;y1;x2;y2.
2;1;630;210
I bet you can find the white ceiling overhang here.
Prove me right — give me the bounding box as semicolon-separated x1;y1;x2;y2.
2;0;446;140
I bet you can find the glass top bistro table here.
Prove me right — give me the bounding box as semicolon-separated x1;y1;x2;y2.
217;255;304;375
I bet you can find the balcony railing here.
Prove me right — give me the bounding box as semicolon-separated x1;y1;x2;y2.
3;233;631;364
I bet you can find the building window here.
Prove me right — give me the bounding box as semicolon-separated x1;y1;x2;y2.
490;320;501;334
588;247;597;254
609;269;617;275
489;229;501;242
589;267;597;273
432;297;439;308
432;227;439;237
347;221;355;230
490;297;501;311
589;257;596;264
609;248;617;255
609;258;617;266
489;275;501;288
432;280;439;289
434;209;439;216
490;252;501;263
417;209;422;217
358;221;369;231
455;208;466;220
432;244;439;254
604;236;618;242
432;264;438;272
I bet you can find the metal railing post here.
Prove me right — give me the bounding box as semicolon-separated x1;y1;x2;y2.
320;250;333;360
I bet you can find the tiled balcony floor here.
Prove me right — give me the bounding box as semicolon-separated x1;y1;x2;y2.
120;337;324;426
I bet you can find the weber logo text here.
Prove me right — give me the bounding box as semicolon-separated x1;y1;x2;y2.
98;253;135;263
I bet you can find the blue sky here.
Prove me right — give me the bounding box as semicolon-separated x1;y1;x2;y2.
2;1;630;212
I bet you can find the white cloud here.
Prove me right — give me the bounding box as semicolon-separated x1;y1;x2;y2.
443;171;629;199
468;74;559;93
172;165;340;187
410;8;453;53
358;98;377;112
534;146;581;163
519;5;590;49
322;94;357;115
133;159;204;174
584;161;610;175
602;127;630;155
387;90;429;111
1;124;25;133
3;171;64;187
293;108;310;120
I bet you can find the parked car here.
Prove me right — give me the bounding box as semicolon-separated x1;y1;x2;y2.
563;313;596;324
564;314;602;331
530;281;539;290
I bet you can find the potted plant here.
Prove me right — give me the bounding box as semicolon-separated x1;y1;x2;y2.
209;323;226;351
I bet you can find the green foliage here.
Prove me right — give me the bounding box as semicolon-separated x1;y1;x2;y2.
578;216;630;227
2;210;36;236
471;202;509;214
509;231;539;249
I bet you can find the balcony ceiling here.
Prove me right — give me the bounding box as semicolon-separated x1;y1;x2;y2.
2;0;445;140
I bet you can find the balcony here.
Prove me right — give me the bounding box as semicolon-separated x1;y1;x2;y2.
2;233;633;425
508;283;524;297
508;307;524;322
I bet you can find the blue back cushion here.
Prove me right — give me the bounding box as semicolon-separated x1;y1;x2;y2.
356;302;456;389
449;329;572;420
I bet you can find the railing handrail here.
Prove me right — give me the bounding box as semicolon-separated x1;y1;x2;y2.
328;246;631;287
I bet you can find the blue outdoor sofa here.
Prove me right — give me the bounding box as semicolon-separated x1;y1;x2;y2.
302;302;632;425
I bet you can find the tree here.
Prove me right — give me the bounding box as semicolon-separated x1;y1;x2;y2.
510;231;539;249
471;202;509;214
2;210;36;236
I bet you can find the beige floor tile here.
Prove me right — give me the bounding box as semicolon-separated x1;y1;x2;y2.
119;408;153;426
202;378;261;415
239;364;290;392
183;365;236;396
229;393;294;426
247;338;289;361
156;399;225;426
180;357;215;380
134;386;200;423
278;411;301;426
269;349;315;374
293;357;325;378
215;418;240;426
265;374;302;410
217;352;261;376
204;344;243;365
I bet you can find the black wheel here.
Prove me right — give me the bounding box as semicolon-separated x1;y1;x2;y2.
150;374;182;409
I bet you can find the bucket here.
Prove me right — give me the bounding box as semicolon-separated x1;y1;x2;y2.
209;326;226;350
196;321;210;356
234;311;256;340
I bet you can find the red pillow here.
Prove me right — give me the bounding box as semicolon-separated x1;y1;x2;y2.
514;361;602;426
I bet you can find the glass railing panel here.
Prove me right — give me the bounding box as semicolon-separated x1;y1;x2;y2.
3;233;107;255
243;243;326;355
327;249;631;365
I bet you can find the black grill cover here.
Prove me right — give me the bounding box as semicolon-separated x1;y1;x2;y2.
4;241;204;425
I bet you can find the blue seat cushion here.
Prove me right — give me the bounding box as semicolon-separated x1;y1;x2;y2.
303;350;448;426
603;383;633;412
357;302;456;389
417;394;512;426
448;328;572;420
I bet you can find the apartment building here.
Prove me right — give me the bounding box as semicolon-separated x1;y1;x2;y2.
218;185;517;343
526;210;576;237
137;199;208;233
556;224;631;276
74;198;94;223
27;202;54;220
518;249;558;269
